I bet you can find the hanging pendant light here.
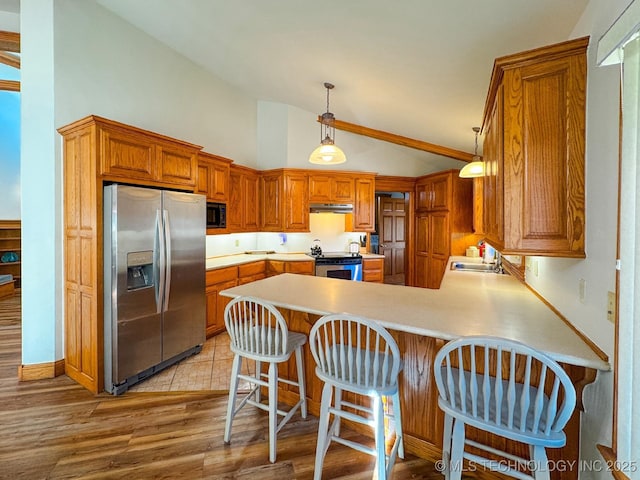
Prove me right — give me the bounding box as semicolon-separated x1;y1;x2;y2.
459;126;484;178
309;82;346;165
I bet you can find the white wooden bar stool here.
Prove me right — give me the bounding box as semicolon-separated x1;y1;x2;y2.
434;336;577;480
223;296;307;463
309;314;404;480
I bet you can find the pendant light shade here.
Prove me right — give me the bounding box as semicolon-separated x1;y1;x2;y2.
309;142;347;165
459;127;484;178
309;83;346;165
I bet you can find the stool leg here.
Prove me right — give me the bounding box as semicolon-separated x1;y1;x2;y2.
224;354;242;444
373;395;387;480
295;346;307;418
531;445;550;480
268;362;278;463
255;360;262;404
450;418;465;480
314;382;334;480
442;413;453;480
333;387;342;436
392;391;404;459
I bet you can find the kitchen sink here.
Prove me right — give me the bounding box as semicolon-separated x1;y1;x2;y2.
450;261;497;273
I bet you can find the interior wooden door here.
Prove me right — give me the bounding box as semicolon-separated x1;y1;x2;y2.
378;196;407;285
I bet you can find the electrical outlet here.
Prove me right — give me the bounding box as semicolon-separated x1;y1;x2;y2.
234;239;240;247
578;279;586;303
607;291;616;323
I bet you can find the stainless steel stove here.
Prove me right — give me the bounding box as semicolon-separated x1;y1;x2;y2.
307;252;363;281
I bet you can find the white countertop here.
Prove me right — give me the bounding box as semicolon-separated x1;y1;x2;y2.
220;256;609;371
206;252;384;270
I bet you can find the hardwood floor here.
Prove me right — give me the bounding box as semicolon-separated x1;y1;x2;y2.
0;292;449;480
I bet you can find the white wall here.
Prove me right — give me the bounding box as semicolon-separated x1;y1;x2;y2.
524;0;633;476
0;8;19;32
205;214;362;258
283;103;466;176
20;0;261;365
53;0;258;166
256;100;466;175
21;0;61;364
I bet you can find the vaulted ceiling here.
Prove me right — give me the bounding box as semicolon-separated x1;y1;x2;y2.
7;0;590;159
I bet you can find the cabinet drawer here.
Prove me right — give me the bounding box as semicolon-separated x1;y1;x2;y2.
287;260;315;275
363;270;383;282
362;258;384;283
238;272;266;285
206;266;238;285
238;260;266;278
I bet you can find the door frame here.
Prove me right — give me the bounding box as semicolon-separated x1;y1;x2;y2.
375;176;417;286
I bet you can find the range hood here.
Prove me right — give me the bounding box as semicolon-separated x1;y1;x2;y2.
309;203;353;214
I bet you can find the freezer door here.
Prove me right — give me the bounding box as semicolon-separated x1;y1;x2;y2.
104;185;163;388
161;191;206;360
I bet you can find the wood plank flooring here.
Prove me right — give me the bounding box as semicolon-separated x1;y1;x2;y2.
0;292;451;480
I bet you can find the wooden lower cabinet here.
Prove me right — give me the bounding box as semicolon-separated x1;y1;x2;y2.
274;308;593;480
362;257;384;283
205;266;238;337
414;170;473;289
206;259;313;337
267;260;315;277
238;261;266;285
415;212;450;289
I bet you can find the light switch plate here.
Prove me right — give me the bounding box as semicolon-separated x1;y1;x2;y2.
607;291;616;323
578;279;586;303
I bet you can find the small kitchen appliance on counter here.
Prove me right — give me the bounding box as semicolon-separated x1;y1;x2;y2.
310;239;323;256
307;250;362;281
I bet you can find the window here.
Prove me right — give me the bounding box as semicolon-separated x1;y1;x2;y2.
0;31;20;219
597;0;640;471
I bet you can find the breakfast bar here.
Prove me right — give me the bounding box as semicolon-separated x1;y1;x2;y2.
220;262;609;480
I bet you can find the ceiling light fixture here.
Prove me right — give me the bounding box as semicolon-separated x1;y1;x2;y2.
459;126;484;178
309;82;346;165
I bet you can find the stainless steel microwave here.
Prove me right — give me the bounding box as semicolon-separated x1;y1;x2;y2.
206;202;226;229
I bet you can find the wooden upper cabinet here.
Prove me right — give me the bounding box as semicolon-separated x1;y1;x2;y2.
416;172;452;212
228;164;260;232
260;172;283;230
483;86;504;247
244;170;260;232
285;171;310;231
482;37;587;257
309;174;354;203
157;144;198;186
96;117;200;188
332;176;355;203
260;169;309;232
350;176;375;231
196;152;231;202
100;127;156;181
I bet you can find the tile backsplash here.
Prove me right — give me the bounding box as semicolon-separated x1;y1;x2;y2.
206;213;363;257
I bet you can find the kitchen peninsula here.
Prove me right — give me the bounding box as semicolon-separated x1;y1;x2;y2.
220;260;608;480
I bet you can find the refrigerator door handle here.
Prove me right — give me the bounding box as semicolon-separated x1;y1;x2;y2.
163;209;172;312
156;209;165;314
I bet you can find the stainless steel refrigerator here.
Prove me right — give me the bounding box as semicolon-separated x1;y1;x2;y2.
104;184;206;394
